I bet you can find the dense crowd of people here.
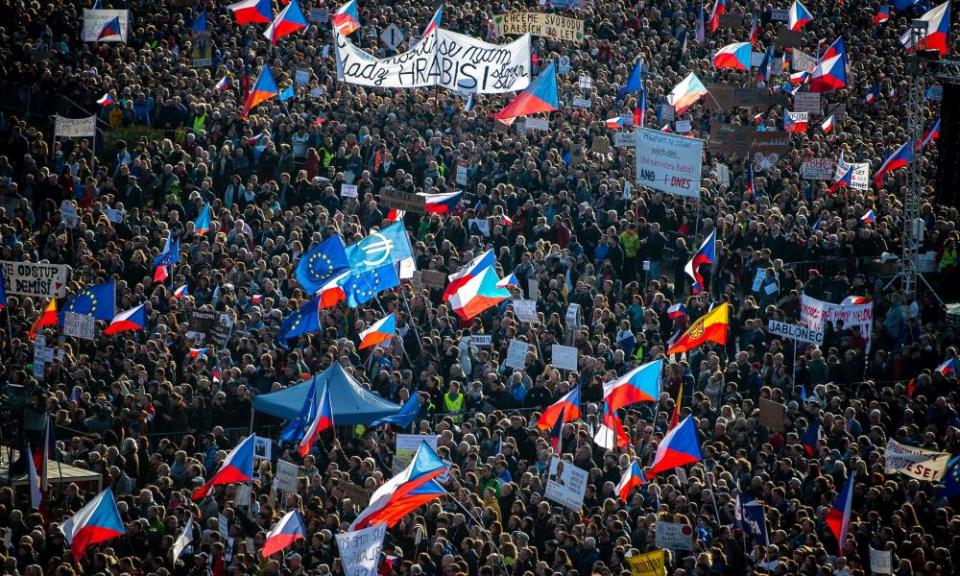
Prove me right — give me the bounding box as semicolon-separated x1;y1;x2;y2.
1;0;959;575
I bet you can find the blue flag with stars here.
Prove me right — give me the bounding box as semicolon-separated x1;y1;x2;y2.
61;280;115;322
279;297;322;341
943;456;960;498
338;264;399;308
295;235;349;295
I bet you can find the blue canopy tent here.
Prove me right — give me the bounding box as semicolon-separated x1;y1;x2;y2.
251;362;401;425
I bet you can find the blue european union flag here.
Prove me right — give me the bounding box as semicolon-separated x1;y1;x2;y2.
295;235;349;294
339;264;399;308
370;392;421;428
192;10;207;33
943;456;960;498
618;60;645;98
345;222;413;276
280;378;317;442
153;234;180;266
279;297;322;340
61;280;115;322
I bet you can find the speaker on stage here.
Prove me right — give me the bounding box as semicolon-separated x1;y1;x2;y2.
936;82;960;206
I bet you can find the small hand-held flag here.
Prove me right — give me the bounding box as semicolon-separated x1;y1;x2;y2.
191;435;256;500
826;473;855;556
262;510;307;557
646;415;702;478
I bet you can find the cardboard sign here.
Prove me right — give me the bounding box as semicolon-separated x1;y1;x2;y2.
381;189;426;213
505;339;529;369
419;269;447;289
767;319;824;345
654;522;694;550
544;457;588;510
275;459;299;493
552;344;578;371
793;92;821;114
870;548;892;574
336;524;387;576
493;13;584;42
758;398;785;431
0;261;69;298
776;29;803;48
62;312;95;340
394;434;439;474
801;158;834;180
513;299;539;323
635;128;704;199
707;124;755;158
591;135;610;155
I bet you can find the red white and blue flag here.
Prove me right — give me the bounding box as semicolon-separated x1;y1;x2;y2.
422;5;443;37
784;111;809;133
605;116;625;130
873;4;891;25
646;415;702;479
333;0;362;36
538;386;581;430
192;435;256;500
262;510;307;557
873;140;914;187
749;15;760;46
443;249;495;301
97;93;114;107
263;0;308;45
359;314;396;350
865;83;881;104
60;488;126;561
189;347;208;360
215;75;231;91
809;54;846;92
173;284;189;299
299;380;334;456
860;210;876;224
616;460;645;502
916;117;941;151
419;190;462;214
937;358;959;376
667;303;687;319
104;303;147;335
707;0;726;34
826;473;855;556
593;401;630;449
603;360;662;412
713;42;752;71
901;1;951;57
821;114;835;133
97;16;122;41
492;61;559;122
788;0;813;31
685;230;716;293
802;419;821;456
228;0;273;25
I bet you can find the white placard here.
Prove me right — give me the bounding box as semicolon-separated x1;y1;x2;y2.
565;303;580;326
870;548;892;574
82;9;130;42
253;436;272;462
558;55;571;73
295;69;311;86
275;459;299;493
792;49;817;72
456;163;468;185
570;98;592;108
716;163;730;187
544;457;588;511
33;336;48;378
751;269;766;293
655;521;694;550
336;524;387;576
55;115;97;138
614;132;636;148
394;435;439;475
794;92;821;114
528;278;539;300
801;294;873;352
0;261;70;299
767;319;824;345
62;312;95;340
335;28;531;94
235;483;253;508
380;24;405;50
551;344;578;371
834;157;870;191
505;339;529;369
472;335;493;347
635;128;704;199
524;117;549;131
578;75;592;91
801;158;834;180
883;438;951;481
513;299;539;323
675;120;692;133
218;514;229;538
341;184;359;198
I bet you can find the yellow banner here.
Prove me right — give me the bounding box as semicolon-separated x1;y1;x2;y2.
626;551;666;576
493;13;584;42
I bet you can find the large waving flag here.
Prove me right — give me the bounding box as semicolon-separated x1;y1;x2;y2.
537;386;581;430
829;166;853;194
874;4;891;25
684;230;716;294
104;303;147;335
334;0;362;36
318;270;351;309
194;204;211;235
593;401;630;449
788;0;813;31
492;61;558;121
350;442;447;530
299;380;333;457
646;415;702;479
60;488;126;561
809;54;846;92
668;72;708;115
826;473;855;555
242;66;279;117
338;264;400;308
295;235;350;294
344;222;414;276
707;0;726;33
192;435;256;500
442;249;495;301
228;0;273;24
449;266;511;320
618;60;645;98
279;297;322;340
264;0;308;44
603;360;662;412
419;190;462;214
901;1;951;56
917;117;941;151
359;314;396;349
873;140;914;187
97;16;122;41
616;461;645;502
666;303;730;355
422;4;443;37
713;42;752;71
262;510;307;557
62;280;115;322
29;298;58;339
370;392;422;428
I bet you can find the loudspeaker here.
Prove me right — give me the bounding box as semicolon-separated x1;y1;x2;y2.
935;82;960;206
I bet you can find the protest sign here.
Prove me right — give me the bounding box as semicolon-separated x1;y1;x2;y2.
572;97;592;108
471;335;493;347
0;261;69;299
635;128;704;199
505;339;529;369
626;550;666;576
341;184;359;198
211;313;235;349
614;131;636;148
770;8;789;21
191;26;212;67
62;312;95;341
565;303;581;326
719;14;747;27
579;75;592;91
552;344;578;371
801;158;834;180
545;457;588;510
394;434;439;474
493;13;584;42
253;436;272;462
82;9;130;42
456;161;469;185
767;319;824;345
419;269;448;289
870;548;892;574
60;201;79;228
513;299;539;323
794;92;821;114
381;189;426;213
675;120;692;134
834;156;870;190
275;459;299;493
525;117;550;131
336;524;387;576
104;208;124;223
705;84;786;112
654;522;694;550
558;55;571;73
335;478;371;507
883;438;951;481
759;398;786;431
310;8;329;23
707;124;755;158
792;49;817;72
55;116;97;138
716;163;730;187
380;24;405;50
801;294;873;351
335;28;531;94
776;29;803;48
751;131;791;155
295;69;312;85
189;310;217;342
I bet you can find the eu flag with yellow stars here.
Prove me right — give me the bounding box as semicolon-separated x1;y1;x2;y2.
943;456;960;498
295;235;349;294
61;280;115;322
279;297;322;341
338;264;399;308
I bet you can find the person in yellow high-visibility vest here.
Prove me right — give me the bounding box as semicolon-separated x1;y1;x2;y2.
443;381;465;424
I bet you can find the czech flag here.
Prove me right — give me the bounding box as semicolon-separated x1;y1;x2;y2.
97;17;122;41
261;510;307;557
605;116;625;130
821;114;835;133
916;117;940;151
333;0;362;36
746;161;755;195
667;72;708;115
860;210;876;224
496;272;519;289
386;209;406;222
616;461;645;502
874;4;891;25
646;415;702;479
684;230;716;294
492;61;558;121
419;190;462;214
749;15;760;46
937;358;959;376
548;407;565;451
299;381;334;457
789;70;812;86
318;270;351;309
784;111;809;133
60;488;125;562
349;441;447;530
192;434;256;500
359;314;396;349
96;93;114;107
667;303;687;319
242;66;279;117
228;0;273;25
788;0;813;31
593;401;630;449
713;42;752;71
802;419;821;456
873;140;914;187
104;303;147;335
826;473;855;555
194;204;211;235
666;303;730;355
900;1;950;57
603;359;662;412
841;295;872;306
173;284;189;299
828;166;853;193
865;83;881;104
263;0;308;45
215;75;231;91
422;4;443;37
449;267;511;320
537;386;581;430
707;0;726;34
822;36;846;61
442;249;495;301
809;54;846;92
29;298;58;339
189;347;208;360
